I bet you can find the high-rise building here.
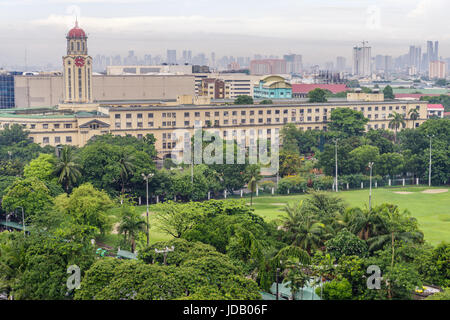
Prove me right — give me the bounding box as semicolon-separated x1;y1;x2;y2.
408;45;421;72
211;52;216;68
336;57;346;72
434;41;439;60
283;54;303;74
167;50;177;64
182;50;192;64
250;59;287;75
124;50;138;65
353;42;372;76
429;60;446;79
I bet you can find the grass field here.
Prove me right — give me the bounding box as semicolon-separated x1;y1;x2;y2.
248;186;450;246
111;186;449;248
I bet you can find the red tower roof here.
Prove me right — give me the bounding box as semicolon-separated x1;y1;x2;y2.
67;21;86;38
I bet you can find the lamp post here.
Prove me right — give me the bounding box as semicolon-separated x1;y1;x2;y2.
276;267;280;300
142;173;154;246
368;162;374;211
333;139;339;192
427;135;434;187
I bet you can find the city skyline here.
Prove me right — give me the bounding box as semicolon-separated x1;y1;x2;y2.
0;0;449;68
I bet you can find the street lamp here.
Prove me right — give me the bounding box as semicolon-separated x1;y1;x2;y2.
368;162;374;211
276;267;280;300
142;173;154;246
427;135;434;187
333;139;339;192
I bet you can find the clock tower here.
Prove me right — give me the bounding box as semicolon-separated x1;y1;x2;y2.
63;21;93;104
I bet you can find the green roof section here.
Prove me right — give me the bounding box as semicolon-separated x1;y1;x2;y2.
116;249;137;260
269;281;322;300
393;88;449;94
0;220;26;230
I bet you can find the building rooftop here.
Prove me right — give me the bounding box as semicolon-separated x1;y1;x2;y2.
292;84;348;94
427;104;445;110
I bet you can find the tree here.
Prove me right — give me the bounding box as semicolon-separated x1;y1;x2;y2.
434;78;447;87
426;287;450;300
118;202;147;253
349;145;380;174
278;151;302;177
117;150;135;197
280;201;325;254
2;177;53;219
79;134;155;196
383;85;395;100
54;183;114;235
329;108;368;137
154;201;202;238
283;261;309;300
388;112;406;143
245;164;262;206
307;88;328;103
259;99;273;104
23;153;56;181
0;226;95;300
366;204;424;266
234;95;253;105
325;229;368;260
364;129;394;154
318;278;353;300
347;207;385;240
408;108;420;129
54;146;81;192
375;153;404;178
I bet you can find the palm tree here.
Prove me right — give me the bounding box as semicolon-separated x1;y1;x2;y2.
54;146;81;192
283;260;309;300
245;164;261;206
388;112;406;143
280;202;325;254
117;150;135;196
118;204;147;253
347;207;385;240
408;108;420;129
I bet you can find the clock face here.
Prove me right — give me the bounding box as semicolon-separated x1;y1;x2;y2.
74;56;85;67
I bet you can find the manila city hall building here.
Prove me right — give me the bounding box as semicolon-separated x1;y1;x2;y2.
0;23;428;159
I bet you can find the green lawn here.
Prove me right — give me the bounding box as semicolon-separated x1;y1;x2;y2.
249;186;450;246
107;186;449;248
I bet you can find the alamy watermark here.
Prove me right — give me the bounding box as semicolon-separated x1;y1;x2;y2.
169;122;280;174
366;265;382;290
67;265;81;290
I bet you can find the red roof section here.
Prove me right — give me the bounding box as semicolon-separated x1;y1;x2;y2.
292;84;348;94
67;21;86;39
427;104;444;110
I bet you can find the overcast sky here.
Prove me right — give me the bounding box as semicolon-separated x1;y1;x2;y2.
0;0;449;68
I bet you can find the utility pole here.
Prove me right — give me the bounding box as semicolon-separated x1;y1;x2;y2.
142;173;154;246
368;162;374;211
333;139;339;192
154;246;175;265
427;135;433;187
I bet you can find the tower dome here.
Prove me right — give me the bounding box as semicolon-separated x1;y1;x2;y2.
67;20;86;39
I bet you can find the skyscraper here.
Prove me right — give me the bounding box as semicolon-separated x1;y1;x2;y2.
336;56;346;72
434;41;439;60
283;54;303;74
167;50;177;64
182;50;192;64
353;41;372;77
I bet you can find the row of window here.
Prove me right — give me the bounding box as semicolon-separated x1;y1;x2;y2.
111;105;417;121
41;136;72;144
